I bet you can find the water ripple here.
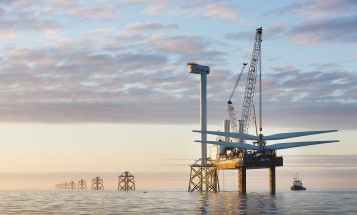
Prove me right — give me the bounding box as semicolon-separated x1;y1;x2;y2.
0;190;356;214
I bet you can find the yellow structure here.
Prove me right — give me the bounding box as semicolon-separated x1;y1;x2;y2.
188;159;219;192
91;176;104;190
77;179;87;189
118;171;135;191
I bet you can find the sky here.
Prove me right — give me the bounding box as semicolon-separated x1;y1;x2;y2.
0;0;356;190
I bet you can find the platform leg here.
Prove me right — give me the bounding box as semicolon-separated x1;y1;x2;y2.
238;167;246;194
269;166;276;195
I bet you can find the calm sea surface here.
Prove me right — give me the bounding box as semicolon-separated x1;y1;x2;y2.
0;190;356;214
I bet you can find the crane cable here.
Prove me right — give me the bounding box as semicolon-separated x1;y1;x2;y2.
228;63;247;101
228;33;256;102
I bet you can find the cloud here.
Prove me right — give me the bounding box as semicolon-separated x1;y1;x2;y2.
52;0;75;6
0;24;355;128
141;0;170;15
225;24;287;41
0;28;17;39
0;0;354;131
261;0;357;44
258;64;357;129
0;2;63;35
141;0;239;20
126;22;178;31
87;28;117;36
0;42;356;130
0;40;201;124
66;6;118;19
297;0;356;17
227;16;356;45
145;34;208;56
263;23;287;39
202;3;238;20
264;0;356;17
288;16;357;44
0;0;35;7
266;65;357;103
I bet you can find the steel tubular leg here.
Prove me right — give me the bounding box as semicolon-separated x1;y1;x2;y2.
238;167;246;194
269;166;276;195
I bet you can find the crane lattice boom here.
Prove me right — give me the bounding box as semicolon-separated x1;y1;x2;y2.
227;101;239;138
241;27;262;134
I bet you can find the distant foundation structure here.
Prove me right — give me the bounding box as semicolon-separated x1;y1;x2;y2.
118;171;135;191
188;159;219;192
77;179;87;189
91;176;104;190
68;181;76;189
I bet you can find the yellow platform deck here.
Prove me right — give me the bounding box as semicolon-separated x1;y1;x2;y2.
213;156;283;170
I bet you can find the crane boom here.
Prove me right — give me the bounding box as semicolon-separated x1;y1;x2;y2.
240;27;262;134
227;100;239;135
227;63;247;135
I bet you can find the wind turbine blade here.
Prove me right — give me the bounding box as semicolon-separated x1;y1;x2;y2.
195;140;259;150
265;140;339;150
192;130;258;141
263;130;338;140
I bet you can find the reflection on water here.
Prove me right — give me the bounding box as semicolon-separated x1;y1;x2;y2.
198;192;279;214
0;190;356;214
195;191;357;214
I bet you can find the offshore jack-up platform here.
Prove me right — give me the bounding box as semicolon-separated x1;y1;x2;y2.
188;124;284;195
212;142;283;194
187;27;338;194
188;149;283;194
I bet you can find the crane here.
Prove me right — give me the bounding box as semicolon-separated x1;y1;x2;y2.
227;27;262;142
193;27;338;195
194;26;338;155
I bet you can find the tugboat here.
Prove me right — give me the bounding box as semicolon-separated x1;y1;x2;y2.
290;173;306;191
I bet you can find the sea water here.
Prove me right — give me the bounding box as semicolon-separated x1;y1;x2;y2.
0;190;356;214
